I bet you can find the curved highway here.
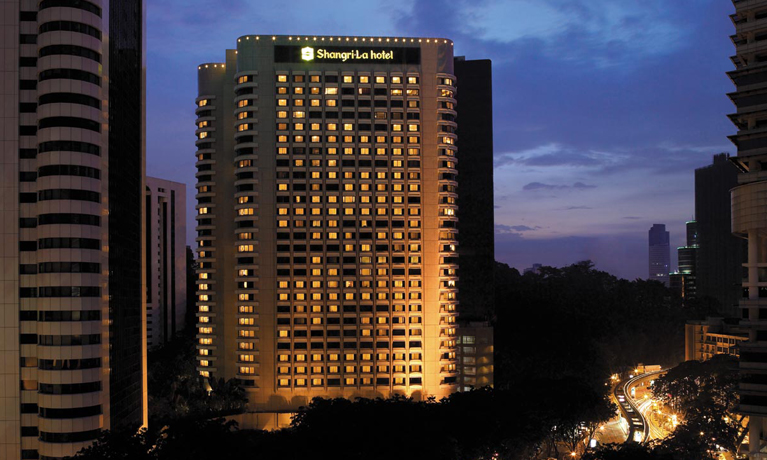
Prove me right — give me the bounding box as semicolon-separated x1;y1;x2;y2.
613;370;665;444
635;398;668;440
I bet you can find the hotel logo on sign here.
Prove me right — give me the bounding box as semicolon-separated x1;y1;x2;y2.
315;48;395;62
275;45;420;65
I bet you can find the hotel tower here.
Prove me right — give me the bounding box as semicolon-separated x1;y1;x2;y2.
195;35;462;426
730;0;767;457
0;0;147;459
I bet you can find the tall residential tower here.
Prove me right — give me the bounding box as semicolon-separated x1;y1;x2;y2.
145;177;187;349
0;0;147;459
729;0;767;457
195;35;462;426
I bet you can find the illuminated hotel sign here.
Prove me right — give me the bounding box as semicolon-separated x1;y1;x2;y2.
275;45;420;65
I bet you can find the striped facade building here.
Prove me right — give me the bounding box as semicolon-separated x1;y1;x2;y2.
0;0;146;458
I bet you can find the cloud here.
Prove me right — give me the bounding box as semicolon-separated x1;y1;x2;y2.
523;182;597;191
495;224;540;234
572;182;597;189
564;206;593;210
456;0;691;67
496;142;732;178
623;216;642;220
494;143;616;169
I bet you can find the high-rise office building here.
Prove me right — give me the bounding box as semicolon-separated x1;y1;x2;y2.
195;35;463;427
0;0;146;458
676;220;698;301
145;177;186;349
648;224;670;286
453;58;494;320
728;0;767;456
695;153;745;314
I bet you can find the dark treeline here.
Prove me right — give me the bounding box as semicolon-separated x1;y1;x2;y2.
494;261;721;390
74;382;614;460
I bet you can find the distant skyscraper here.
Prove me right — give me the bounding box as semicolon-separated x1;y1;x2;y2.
454;58;494;320
145;177;187;349
648;224;670;286
0;0;147;458
523;263;543;275
728;0;767;456
695;153;744;314
677;221;698;300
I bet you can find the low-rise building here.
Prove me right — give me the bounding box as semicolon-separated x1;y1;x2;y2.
457;321;494;391
685;317;748;361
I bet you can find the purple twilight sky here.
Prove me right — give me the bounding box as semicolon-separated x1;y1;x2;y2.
146;0;736;281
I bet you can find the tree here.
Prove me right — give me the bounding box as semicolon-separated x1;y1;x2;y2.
651;355;745;453
582;443;673;460
69;428;157;460
147;332;247;425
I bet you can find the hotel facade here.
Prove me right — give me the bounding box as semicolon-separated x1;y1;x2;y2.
195;35;463;424
0;0;147;458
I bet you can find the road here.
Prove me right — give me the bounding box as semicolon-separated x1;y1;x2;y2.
613;375;648;443
615;370;667;444
635;397;671;440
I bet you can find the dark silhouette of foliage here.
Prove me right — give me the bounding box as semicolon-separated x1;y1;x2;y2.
147;333;247;425
582;443;674;460
71;384;616;460
651;355;745;456
494;261;715;392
